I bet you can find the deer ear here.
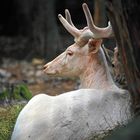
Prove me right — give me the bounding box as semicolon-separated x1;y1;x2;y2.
88;39;102;54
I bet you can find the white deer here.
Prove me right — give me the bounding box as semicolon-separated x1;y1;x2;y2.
11;3;131;140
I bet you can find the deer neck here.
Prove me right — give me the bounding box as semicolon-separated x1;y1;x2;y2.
79;48;117;90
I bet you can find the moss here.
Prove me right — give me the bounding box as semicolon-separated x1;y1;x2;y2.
0;104;24;140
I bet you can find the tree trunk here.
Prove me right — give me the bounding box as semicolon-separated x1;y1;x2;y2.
94;0;107;27
45;0;62;61
106;0;140;115
15;0;62;59
31;0;62;60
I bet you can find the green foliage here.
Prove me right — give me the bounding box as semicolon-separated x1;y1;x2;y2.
0;89;9;100
13;84;32;100
0;84;32;102
0;105;24;140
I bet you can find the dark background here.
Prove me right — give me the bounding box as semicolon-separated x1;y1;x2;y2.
0;0;95;60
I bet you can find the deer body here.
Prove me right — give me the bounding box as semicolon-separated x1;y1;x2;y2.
12;4;132;140
12;89;130;140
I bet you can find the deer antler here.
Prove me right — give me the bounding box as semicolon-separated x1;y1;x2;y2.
65;9;75;27
58;13;81;38
82;3;113;38
58;3;113;41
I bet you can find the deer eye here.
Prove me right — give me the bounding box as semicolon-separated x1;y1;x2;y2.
67;51;73;56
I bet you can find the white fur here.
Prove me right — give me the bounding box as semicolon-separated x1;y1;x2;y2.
12;89;131;140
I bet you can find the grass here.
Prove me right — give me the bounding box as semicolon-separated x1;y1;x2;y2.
0;83;32;140
0;104;25;140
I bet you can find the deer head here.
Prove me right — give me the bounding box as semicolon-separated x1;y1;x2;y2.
43;3;113;80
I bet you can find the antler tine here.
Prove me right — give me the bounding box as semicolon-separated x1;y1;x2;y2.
58;14;80;38
105;21;114;37
82;3;113;38
82;3;98;36
65;9;75;27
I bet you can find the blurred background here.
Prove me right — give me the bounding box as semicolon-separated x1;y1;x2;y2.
0;0;95;60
